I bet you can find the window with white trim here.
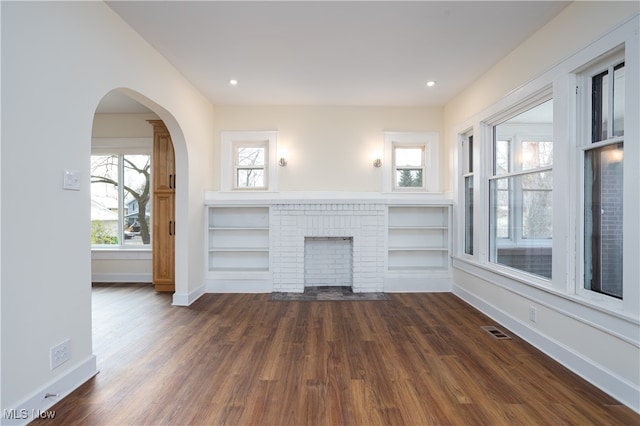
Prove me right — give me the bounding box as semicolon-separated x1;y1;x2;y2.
580;50;625;300
451;18;638;316
383;132;439;192
489;97;553;279
221;131;278;192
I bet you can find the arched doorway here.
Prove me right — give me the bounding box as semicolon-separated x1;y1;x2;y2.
91;89;182;293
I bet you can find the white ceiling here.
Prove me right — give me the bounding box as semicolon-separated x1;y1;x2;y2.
102;1;570;111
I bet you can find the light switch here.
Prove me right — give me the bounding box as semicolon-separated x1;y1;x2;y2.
63;170;81;191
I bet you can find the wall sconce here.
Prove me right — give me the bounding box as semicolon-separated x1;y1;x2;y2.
373;158;382;168
279;157;288;167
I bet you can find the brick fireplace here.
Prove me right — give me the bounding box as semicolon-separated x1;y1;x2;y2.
271;203;385;293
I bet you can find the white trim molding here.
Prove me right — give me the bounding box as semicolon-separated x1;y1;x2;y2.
172;284;206;306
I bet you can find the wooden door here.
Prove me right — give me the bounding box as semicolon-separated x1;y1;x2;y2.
148;120;175;292
152;191;175;291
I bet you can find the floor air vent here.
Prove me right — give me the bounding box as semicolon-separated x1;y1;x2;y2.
481;325;512;340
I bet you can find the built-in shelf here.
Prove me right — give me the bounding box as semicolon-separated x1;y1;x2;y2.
387;205;450;272
203;197;453;293
207;206;269;273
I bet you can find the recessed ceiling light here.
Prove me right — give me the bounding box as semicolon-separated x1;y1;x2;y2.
229;79;238;86
426;80;436;88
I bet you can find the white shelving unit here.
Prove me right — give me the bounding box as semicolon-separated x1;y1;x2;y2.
207;206;269;273
203;195;453;293
387;205;450;272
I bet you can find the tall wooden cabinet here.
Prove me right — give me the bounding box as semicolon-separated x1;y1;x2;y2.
148;120;175;292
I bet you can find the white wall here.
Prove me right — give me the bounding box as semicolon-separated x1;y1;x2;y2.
92;112;158;138
444;2;640;412
91;251;152;283
1;1;214;420
212;106;444;192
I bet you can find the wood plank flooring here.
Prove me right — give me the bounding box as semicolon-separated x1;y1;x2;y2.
36;284;639;425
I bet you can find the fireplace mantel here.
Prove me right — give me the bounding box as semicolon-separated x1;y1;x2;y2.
204;191;452;206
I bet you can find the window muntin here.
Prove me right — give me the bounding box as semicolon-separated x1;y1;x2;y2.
489;99;553;279
393;145;426;189
91;154;151;247
584;58;625;300
233;142;267;189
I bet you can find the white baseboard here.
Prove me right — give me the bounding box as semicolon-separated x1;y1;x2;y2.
172;285;205;306
384;273;452;292
91;273;152;283
201;274;452;294
1;355;98;426
205;278;273;293
453;284;640;414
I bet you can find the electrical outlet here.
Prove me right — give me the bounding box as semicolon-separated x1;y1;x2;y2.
50;339;71;370
529;306;537;323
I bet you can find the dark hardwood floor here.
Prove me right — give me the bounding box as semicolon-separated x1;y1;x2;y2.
37;283;638;425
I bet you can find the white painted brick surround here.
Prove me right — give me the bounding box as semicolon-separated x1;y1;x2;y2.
272;203;385;293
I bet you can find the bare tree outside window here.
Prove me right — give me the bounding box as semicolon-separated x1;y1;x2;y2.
91;154;151;245
235;145;266;188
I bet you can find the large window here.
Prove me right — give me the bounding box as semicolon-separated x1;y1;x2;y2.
452;20;637;319
91;154;151;247
489;98;553;279
583;56;625;299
